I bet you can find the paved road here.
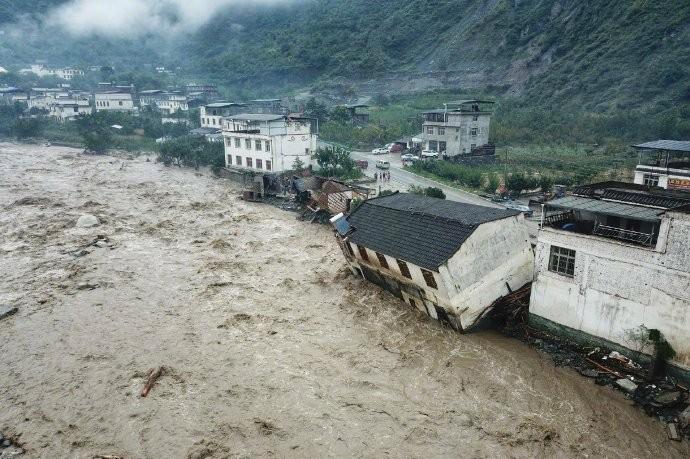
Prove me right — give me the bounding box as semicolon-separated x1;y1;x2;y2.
350;150;504;208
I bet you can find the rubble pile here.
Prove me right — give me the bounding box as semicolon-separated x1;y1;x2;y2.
502;321;690;441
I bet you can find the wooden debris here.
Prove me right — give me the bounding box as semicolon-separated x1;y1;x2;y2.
140;366;164;397
585;358;625;379
667;422;681;441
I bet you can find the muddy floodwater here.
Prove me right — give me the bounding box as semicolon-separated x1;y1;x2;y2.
0;143;686;458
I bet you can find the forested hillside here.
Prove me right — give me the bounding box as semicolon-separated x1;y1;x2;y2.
1;0;689;113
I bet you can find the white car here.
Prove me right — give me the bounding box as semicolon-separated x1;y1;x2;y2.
400;153;420;161
421;150;439;158
371;147;388;155
375;160;390;170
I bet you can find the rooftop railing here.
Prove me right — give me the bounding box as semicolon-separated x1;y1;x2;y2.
592;223;655;247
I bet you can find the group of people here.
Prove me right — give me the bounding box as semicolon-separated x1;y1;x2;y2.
374;171;391;182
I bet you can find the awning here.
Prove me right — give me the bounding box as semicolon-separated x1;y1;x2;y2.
546;196;664;222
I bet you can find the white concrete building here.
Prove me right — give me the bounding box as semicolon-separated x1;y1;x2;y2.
633;140;690;191
531;181;690;373
27;88;71;111
222;114;317;173
20;64;84;80
94;92;136;112
332;193;534;331
158;94;188;115
139;89;165;108
200;102;246;128
421;100;493;157
49;99;92;121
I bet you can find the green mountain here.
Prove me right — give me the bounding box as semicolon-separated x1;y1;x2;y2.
1;0;689;112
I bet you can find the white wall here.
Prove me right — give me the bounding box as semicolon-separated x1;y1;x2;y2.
441;215;534;328
530;212;690;368
95;94;135;112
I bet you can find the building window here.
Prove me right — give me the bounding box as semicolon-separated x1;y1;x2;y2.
235;138;240;148
225;137;231;147
246;157;253;168
375;252;389;269
438;127;445;135
396;259;412;279
265;141;271;152
255;140;262;150
236;155;242;165
256;159;263;169
426;126;434;135
473;115;478;121
421;269;437;289
227;155;232;165
357;245;370;262
643;173;659;187
245;139;252;149
119;101;123;106
548;246;576;277
266;160;272;171
470;128;478;136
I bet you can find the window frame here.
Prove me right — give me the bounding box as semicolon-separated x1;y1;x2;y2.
246;157;253;168
375;252;389;269
548;245;576;277
265;160;272;171
255;139;262;151
421;268;438;289
396;259;412;279
234;138;240;148
357;245;370;262
245;139;252;150
256;159;263;170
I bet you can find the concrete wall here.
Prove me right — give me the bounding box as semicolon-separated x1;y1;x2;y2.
422;113;491;156
530;212;690;368
442;215;534;328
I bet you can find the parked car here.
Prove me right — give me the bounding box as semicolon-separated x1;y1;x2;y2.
421;150;439;158
371;147;388;155
376;160;390;170
401;153;420;161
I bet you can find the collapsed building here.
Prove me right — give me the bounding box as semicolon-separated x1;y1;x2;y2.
531;181;690;377
331;192;534;331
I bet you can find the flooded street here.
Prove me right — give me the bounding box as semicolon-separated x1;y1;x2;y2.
0;143;686;458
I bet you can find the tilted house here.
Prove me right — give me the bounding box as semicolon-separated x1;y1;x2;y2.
332;193;534;331
313;180;369;214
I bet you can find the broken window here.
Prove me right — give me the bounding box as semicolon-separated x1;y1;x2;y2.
421;269;437;289
548;245;576;277
375;252;389;269
396;259;412;279
357;245;370;262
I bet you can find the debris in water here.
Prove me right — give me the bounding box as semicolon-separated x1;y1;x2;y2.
76;214;100;228
141;366;165;397
0;305;18;321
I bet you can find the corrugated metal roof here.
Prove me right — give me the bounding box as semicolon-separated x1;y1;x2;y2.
205;102;246;108
633;140;690;152
546;196;664;222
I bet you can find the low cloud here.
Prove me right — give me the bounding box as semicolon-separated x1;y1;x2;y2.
48;0;289;37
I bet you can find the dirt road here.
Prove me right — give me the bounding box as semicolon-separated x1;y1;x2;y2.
0;143;686;458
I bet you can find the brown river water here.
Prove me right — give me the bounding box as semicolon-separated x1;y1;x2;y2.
0;143;686;458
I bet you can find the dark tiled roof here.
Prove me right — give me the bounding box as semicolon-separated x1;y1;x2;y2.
347;193;520;271
633;140;690;152
573;181;690;209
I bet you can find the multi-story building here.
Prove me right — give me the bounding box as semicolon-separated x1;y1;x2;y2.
200;102;246;128
421;100;493;157
157;93;188;115
531;181;690;375
20;64;84;80
139;89;165;108
27;88;71;111
633;140;690;191
185;83;220;101
49;99;92;121
331;192;534;331
94;91;136;112
221;114;317;173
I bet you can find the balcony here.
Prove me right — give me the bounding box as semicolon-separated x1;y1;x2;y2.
542;211;656;248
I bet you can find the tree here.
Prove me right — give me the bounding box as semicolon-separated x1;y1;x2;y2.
13;117;45;139
312;146;361;179
292;157;305;173
76;112;113;154
485;173;500;193
539;174;554;193
408;185;445;199
303;97;329;123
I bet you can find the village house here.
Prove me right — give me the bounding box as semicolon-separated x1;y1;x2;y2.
0;87;28;104
421;100;494;157
200;102;247;128
530;181;690;375
157;93;189;115
94;91;136;113
337;104;370;125
27;88;72;111
222;114;317;173
20;64;84;80
138;89;165;108
331;193;534;331
185;83;220;101
633;140;690;191
312;180;370;214
48;98;92;121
